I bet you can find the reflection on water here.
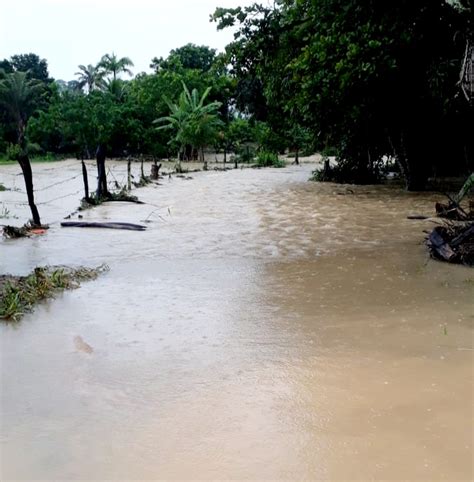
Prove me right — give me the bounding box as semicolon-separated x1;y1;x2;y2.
1;163;473;480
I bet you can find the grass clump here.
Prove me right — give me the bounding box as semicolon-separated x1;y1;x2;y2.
0;204;17;220
0;265;109;322
80;189;142;210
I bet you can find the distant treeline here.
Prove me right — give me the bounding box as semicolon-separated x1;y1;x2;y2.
1;0;473;190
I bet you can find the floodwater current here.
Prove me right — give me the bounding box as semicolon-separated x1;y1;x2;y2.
0;161;473;480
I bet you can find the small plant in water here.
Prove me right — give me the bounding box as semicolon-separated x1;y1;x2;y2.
0;265;109;322
0;284;23;320
0;204;17;219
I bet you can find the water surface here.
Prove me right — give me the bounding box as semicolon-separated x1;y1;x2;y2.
1;162;472;480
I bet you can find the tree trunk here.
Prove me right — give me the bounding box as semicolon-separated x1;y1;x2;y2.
151;161;161;180
18;155;41;226
295;148;299;165
223;148;227;164
96;144;108;198
403;150;429;191
127;158;132;190
15;121;41;226
394;132;429;191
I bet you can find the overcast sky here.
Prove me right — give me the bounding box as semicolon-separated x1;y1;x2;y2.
1;0;257;81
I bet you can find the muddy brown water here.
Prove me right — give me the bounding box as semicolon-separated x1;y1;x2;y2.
1;161;473;480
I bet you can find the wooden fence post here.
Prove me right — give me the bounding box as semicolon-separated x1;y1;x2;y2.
81;158;89;200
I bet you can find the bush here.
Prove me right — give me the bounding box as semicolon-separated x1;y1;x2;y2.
310;157;381;184
5;143;21;161
235;145;256;163
256;151;285;168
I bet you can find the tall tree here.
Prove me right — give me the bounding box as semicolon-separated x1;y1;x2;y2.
213;0;470;189
151;44;217;72
75;64;104;93
0;71;44;225
154;83;223;167
99;53;134;81
7;53;52;83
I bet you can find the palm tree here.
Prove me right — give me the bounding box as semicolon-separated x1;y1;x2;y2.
75;64;104;93
99;53;134;81
103;78;127;99
154;83;222;170
0;71;43;225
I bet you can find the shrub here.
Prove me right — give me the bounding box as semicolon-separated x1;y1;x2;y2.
256;151;285;168
5;143;21;161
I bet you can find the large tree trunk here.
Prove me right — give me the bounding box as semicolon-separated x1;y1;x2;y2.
18;155;41;226
96;144;108;198
403;145;430;191
393;132;430;191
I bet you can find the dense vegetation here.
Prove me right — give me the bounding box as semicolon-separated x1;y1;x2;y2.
0;0;472;215
0;48;261;163
212;0;473;190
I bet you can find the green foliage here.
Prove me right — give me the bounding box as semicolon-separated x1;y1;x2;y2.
99;53;134;81
5;143;21;160
0;71;45;128
234;144;256;163
75;64;105;93
151;44;217;72
4;53;52;83
1;46;235;161
256;151;285;168
154;82;223;160
310;159;380;184
213;0;473;189
3;8;473;190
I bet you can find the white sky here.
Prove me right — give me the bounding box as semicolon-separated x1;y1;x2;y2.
1;0;257;81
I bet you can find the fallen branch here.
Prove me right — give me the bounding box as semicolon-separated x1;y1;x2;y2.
427;222;474;266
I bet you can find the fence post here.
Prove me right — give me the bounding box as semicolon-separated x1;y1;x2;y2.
81;158;89;200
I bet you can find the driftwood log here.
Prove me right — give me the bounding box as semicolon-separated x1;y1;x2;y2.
61;221;146;231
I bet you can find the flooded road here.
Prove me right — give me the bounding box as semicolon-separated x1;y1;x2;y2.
1;161;473;480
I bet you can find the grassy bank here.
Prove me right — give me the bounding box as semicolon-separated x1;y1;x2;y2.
0;265;108;321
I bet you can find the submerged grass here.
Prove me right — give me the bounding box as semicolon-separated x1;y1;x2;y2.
79;188;143;210
0;265;109;322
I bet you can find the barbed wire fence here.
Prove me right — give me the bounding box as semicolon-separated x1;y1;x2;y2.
0;160;173;226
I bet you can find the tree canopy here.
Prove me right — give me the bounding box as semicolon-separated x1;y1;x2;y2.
212;0;473;189
1;3;472;190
